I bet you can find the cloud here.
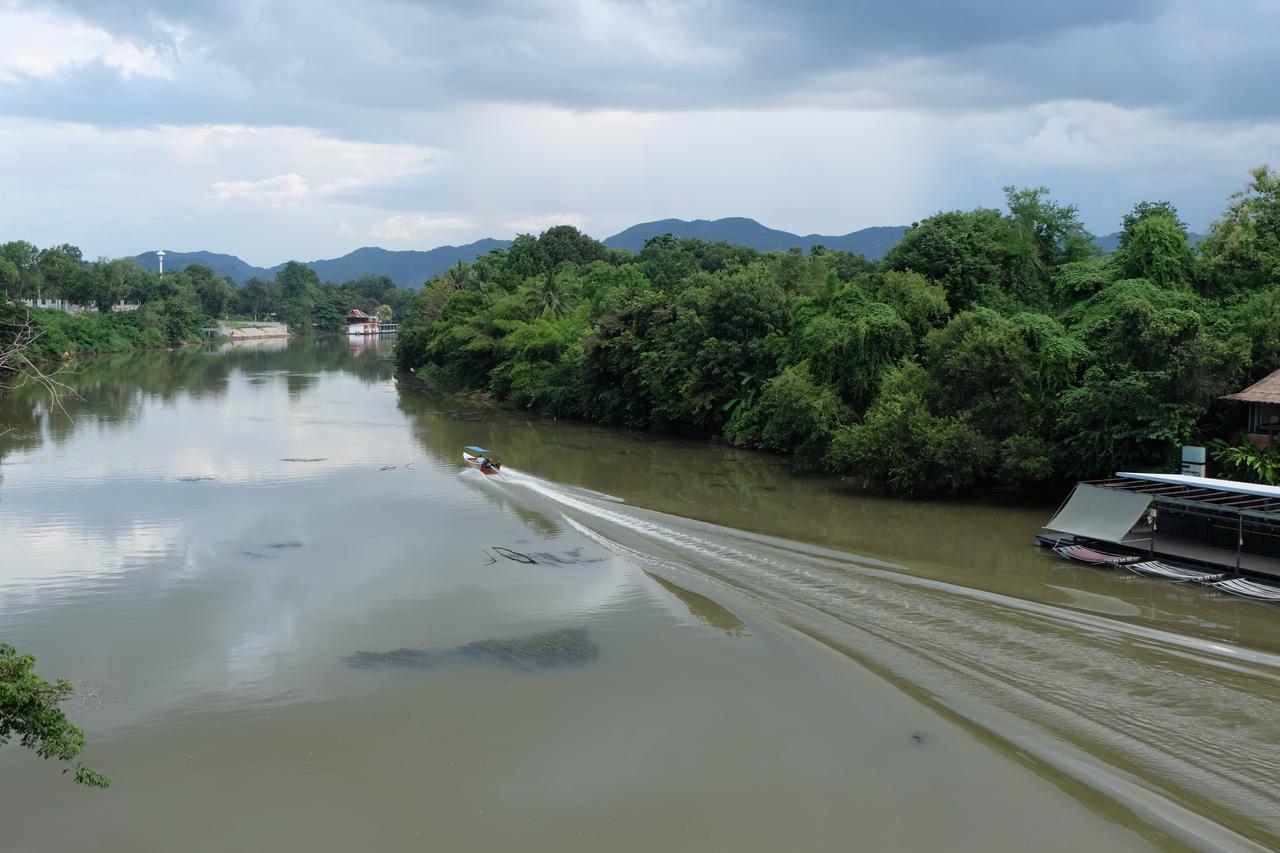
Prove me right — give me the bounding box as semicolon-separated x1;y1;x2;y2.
210;172;310;204
0;0;1278;262
504;213;586;233
369;214;476;242
0;0;172;81
0;118;447;263
0;0;1263;127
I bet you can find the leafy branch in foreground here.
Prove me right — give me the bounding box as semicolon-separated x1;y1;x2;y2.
1211;438;1280;486
0;643;110;788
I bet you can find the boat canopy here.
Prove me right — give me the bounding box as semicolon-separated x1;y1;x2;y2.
1045;483;1152;544
464;446;493;454
1116;471;1280;501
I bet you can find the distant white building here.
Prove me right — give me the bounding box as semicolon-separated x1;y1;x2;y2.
21;298;139;313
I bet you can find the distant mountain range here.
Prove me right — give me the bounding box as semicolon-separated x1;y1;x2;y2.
134;240;512;290
132;217;1193;289
602;217;910;258
132;218;913;288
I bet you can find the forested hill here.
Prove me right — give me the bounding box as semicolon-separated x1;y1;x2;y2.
130;219;1189;289
133;250;264;283
134;239;512;289
602;218;909;258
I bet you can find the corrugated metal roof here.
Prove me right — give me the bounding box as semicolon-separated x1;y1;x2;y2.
1222;368;1280;403
1116;472;1280;500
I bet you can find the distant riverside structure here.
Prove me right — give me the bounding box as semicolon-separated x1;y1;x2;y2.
21;299;138;313
346;308;397;336
157;250;165;275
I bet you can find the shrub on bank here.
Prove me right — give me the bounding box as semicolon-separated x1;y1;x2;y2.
24;304;203;360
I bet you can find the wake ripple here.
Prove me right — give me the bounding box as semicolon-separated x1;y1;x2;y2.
502;468;1280;852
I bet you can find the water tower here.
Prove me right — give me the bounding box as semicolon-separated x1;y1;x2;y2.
156;250;165;275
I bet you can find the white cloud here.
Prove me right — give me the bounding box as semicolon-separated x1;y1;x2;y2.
369;214;477;243
210;172;310;204
0;1;172;81
504;213;586;233
0;118;449;263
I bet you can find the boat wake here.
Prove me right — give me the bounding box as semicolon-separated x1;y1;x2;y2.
497;467;1280;852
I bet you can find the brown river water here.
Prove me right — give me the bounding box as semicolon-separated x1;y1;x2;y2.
1;338;1277;852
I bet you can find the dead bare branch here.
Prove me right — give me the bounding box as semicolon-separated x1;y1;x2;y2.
1;308;80;423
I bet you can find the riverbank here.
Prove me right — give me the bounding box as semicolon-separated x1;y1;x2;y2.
398;370;1074;507
21;305;207;360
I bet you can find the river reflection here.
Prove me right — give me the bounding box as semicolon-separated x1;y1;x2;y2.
0;339;1275;852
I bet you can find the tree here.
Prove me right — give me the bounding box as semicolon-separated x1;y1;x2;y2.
97;258;146;312
60;265;99;309
882;209;1015;311
310;286;348;332
0;257;18;298
827;362;994;496
0;241;39;299
537;225;606;267
190;269;235;319
1112;204;1194;290
1200;165;1280;295
524;271;576;319
1002;186;1091;307
376;304;394;323
37;247;83;302
0;643;109;788
875;270;949;337
349;274;397;304
275;261;318;330
637;235;700;289
238;277;277;321
505;235;550;280
791;302;913;411
925;309;1035;438
1053;367;1197;477
1117;201;1188;252
726;361;843;466
1051;259;1113;302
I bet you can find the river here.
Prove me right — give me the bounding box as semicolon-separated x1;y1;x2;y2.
1;338;1277;852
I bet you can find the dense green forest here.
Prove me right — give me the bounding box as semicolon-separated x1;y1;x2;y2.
395;167;1280;496
0;244;412;361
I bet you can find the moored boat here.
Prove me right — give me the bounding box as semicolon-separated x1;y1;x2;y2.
462;446;502;475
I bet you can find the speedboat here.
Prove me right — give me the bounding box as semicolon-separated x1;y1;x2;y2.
462;446;502;475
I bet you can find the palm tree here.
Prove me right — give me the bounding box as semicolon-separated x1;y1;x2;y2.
525;272;572;319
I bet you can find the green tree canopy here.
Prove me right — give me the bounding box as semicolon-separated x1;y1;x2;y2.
537;225;607;267
1;643;109;788
1200;165;1280;295
1112;205;1194;290
882;209;1014;311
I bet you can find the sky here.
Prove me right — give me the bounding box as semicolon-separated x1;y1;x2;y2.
0;0;1277;266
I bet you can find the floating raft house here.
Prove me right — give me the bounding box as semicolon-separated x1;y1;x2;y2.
1040;472;1280;603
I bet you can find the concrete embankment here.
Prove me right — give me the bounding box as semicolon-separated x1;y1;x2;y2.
219;322;291;340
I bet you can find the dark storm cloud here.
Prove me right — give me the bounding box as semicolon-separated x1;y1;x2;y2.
7;0;1270;128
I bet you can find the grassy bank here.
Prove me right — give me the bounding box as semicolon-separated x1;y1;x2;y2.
24;303;206;360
